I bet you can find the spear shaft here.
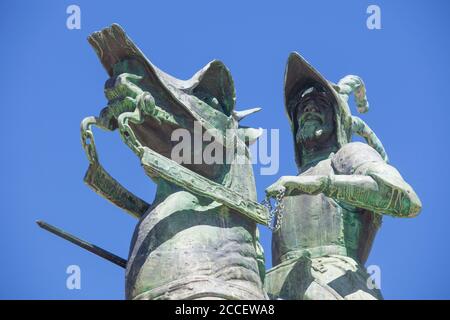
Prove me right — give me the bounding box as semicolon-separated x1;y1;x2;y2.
36;220;127;268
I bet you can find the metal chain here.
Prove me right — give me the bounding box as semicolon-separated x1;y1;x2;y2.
261;196;273;225
262;188;286;232
81;116;99;164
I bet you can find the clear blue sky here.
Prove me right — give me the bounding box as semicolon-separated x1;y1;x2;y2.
1;0;449;299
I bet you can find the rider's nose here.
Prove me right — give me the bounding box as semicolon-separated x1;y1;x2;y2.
304;104;315;113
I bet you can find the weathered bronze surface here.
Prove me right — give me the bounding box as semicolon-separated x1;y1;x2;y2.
82;24;267;300
264;53;421;300
38;24;421;300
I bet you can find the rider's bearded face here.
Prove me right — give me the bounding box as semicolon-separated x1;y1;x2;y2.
295;88;335;150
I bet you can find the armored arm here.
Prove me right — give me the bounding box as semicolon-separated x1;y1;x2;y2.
327;142;421;217
323;161;421;217
266;142;422;218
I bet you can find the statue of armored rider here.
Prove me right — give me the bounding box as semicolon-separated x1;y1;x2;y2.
264;53;422;300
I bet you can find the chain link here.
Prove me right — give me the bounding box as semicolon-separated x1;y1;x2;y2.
81;116;99;164
262;188;286;232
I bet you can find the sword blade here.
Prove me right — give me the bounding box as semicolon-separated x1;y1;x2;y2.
36;220;127;269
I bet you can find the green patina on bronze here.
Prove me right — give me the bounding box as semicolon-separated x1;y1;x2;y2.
264;52;422;300
37;25;422;301
81;24;268;300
